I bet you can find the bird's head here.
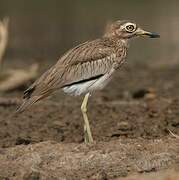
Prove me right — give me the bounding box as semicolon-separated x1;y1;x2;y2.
104;20;160;40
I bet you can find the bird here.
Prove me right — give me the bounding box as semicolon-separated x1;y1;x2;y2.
16;20;160;143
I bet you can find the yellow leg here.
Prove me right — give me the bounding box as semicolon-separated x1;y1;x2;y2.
81;93;93;143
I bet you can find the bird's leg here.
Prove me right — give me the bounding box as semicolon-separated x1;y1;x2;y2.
81;93;93;143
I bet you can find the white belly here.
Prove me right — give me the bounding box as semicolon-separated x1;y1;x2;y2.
63;68;115;96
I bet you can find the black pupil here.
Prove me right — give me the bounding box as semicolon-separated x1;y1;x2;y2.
127;25;134;31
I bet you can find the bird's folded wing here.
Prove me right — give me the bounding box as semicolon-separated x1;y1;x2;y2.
23;39;119;99
56;39;116;87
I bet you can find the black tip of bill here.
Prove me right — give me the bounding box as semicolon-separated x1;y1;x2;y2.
148;32;160;38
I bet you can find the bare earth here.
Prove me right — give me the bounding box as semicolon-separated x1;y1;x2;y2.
0;63;179;179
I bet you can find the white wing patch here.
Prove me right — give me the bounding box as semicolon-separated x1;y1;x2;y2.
63;68;115;96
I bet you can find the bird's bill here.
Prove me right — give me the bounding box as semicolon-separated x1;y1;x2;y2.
136;28;160;38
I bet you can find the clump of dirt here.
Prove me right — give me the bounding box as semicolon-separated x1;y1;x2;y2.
0;139;178;179
117;170;179;180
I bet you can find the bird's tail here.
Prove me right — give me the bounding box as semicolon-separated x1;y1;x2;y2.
15;95;43;114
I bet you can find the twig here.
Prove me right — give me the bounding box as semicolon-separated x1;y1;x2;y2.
168;128;179;139
0;63;39;92
0;17;9;69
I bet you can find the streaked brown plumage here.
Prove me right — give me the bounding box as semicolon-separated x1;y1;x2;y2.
16;20;159;143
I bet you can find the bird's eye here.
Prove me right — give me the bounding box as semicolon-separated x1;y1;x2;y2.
125;24;135;32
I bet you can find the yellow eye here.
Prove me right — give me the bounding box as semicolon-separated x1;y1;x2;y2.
125;25;135;32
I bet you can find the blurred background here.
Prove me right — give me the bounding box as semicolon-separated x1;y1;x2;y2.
0;0;178;66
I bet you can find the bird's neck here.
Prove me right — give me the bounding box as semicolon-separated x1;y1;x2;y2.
103;36;129;49
120;39;129;48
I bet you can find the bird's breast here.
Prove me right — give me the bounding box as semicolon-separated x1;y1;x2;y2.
112;46;128;69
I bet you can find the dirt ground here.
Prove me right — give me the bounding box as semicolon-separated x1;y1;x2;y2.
0;62;179;179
